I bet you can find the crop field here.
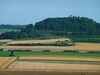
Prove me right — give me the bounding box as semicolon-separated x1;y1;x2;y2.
0;39;12;42
0;38;100;75
0;51;100;75
0;57;16;68
1;43;100;52
0;38;100;51
8;55;100;71
7;38;70;44
19;56;100;62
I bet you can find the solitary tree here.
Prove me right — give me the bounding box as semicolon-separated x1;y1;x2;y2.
9;51;14;56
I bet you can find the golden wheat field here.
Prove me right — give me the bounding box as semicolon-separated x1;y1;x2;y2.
0;38;100;52
19;56;100;62
1;42;100;51
0;57;16;68
7;38;70;44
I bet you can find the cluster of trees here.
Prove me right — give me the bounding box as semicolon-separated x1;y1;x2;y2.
0;24;44;39
0;16;100;43
0;24;25;30
35;16;100;37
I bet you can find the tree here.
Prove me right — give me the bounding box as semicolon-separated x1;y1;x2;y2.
9;51;14;56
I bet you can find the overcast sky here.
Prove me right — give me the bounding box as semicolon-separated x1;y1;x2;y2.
0;0;100;25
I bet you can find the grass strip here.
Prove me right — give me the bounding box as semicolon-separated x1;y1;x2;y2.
0;51;100;57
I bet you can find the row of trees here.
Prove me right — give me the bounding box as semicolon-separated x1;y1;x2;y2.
0;24;25;29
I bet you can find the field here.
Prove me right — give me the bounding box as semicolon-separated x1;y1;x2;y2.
0;51;100;57
0;38;100;75
0;57;16;68
0;38;100;52
0;51;100;75
1;43;100;52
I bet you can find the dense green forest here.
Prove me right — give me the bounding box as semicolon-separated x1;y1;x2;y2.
0;16;100;42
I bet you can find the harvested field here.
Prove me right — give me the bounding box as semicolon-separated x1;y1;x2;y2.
7;38;69;44
8;61;100;70
19;56;100;62
1;43;100;51
0;70;100;75
0;39;12;42
0;57;16;68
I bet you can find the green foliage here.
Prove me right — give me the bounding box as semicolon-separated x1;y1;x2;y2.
9;51;14;56
0;29;19;33
71;38;100;43
0;42;7;46
0;51;100;57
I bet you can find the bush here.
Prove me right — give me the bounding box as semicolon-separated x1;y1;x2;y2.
42;50;50;52
8;49;32;52
0;48;3;51
63;50;79;52
87;51;100;53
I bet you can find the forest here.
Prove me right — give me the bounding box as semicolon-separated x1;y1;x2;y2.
0;16;100;42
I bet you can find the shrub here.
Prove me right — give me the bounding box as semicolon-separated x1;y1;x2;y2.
0;48;3;51
63;50;79;52
87;51;100;53
8;49;32;52
42;50;50;52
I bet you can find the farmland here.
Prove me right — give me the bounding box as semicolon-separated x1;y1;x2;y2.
0;38;100;75
0;57;16;68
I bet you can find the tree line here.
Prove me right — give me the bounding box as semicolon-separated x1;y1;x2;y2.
0;24;25;30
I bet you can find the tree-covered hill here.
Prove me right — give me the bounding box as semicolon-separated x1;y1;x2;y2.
35;16;100;37
0;16;100;43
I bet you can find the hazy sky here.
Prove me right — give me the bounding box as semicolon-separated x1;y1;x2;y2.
0;0;100;25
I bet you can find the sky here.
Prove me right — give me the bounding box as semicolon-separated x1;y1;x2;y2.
0;0;100;25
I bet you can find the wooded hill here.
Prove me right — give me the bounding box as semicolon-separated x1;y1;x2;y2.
0;16;100;42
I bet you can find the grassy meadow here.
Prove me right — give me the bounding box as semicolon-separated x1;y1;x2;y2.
0;51;100;57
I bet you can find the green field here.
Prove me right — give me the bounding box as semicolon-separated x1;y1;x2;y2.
0;51;100;57
0;42;7;46
0;29;19;33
